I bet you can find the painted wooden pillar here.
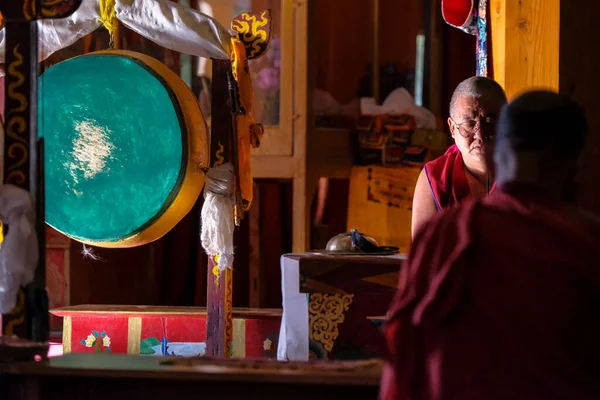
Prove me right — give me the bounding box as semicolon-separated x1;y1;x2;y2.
1;0;36;339
490;0;560;99
204;10;273;356
491;0;600;217
0;0;81;341
205;59;234;357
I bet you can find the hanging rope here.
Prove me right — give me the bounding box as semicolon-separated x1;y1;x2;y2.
98;0;119;48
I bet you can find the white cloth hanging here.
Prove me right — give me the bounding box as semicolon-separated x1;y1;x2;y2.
0;184;38;315
115;0;231;60
37;0;102;62
200;162;235;271
0;0;232;65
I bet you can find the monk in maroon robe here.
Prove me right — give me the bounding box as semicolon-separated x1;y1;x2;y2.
412;77;507;237
382;90;600;400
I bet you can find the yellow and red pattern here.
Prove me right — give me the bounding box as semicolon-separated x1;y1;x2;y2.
224;268;233;357
53;306;281;359
230;10;272;60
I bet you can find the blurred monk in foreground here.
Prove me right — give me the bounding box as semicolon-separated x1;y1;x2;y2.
412;76;507;237
382;90;600;400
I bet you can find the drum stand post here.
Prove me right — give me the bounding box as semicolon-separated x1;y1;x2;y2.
205;59;235;357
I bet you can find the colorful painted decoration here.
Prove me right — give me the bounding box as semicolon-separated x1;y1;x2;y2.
80;330;111;353
231;11;272;60
441;0;477;34
52;305;282;358
441;0;489;77
263;333;279;359
39;50;208;248
140;337;206;357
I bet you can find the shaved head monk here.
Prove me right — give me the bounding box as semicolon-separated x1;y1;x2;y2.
382;90;600;399
412;77;507;236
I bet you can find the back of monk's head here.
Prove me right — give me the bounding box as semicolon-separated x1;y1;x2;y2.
493;90;588;196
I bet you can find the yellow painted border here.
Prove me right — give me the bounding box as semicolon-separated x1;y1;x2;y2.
62;316;72;354
47;50;208;248
127;317;142;355
231;318;246;358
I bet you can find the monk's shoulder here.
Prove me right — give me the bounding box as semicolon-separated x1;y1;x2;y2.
424;151;456;172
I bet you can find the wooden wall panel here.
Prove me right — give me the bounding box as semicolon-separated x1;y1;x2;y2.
69;245;156;306
489;0;600;213
315;0;424;104
441;25;476;126
379;0;424;71
46;228;71;332
257;180;293;309
490;0;560;100
559;0;600;214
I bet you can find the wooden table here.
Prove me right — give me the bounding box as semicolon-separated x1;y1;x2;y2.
278;253;403;361
1;353;382;399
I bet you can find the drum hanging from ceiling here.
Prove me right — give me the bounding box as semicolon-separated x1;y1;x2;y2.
39;50;209;248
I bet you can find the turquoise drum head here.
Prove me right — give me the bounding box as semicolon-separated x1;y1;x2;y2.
39;51;208;247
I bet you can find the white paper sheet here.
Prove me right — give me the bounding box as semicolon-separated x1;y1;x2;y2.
0;184;38;315
277;255;310;361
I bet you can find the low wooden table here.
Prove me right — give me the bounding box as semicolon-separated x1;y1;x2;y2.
52;305;282;359
278;253;403;361
2;354;382;399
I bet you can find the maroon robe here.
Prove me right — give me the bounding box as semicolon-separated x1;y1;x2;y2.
423;145;472;210
382;185;600;400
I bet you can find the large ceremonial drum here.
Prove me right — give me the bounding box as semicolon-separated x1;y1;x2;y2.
39;50;209;248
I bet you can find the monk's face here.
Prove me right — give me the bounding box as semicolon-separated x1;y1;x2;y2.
448;95;504;167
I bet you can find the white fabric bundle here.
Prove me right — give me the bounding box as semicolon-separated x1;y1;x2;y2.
0;184;39;315
0;0;232;65
0;0;101;66
115;0;231;60
201;162;235;272
37;0;102;62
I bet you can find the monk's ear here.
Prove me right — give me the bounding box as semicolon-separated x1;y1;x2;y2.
448;117;456;139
